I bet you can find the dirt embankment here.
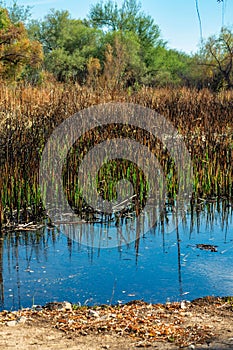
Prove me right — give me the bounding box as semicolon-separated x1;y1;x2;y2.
0;297;233;349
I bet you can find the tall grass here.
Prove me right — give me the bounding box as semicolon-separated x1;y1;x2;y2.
0;83;232;228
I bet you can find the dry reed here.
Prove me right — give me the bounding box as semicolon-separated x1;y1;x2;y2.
0;83;232;227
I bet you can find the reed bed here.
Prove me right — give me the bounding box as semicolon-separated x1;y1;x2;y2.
0;83;232;228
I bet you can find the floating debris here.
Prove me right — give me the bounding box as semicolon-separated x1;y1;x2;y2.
14;223;45;231
196;244;218;252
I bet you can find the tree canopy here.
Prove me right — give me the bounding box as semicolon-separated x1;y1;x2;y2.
28;9;102;82
0;0;231;90
199;27;233;89
0;6;43;80
88;0;162;48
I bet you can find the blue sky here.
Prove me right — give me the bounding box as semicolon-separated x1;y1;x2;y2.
5;0;233;53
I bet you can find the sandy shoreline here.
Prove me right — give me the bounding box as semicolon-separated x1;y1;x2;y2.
0;296;233;349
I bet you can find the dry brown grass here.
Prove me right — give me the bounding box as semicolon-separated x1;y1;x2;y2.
0;83;232;227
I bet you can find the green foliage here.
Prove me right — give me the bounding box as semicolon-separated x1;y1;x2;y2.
5;0;32;24
29;9;102;82
45;48;85;82
29;9;71;53
88;0;161;47
0;0;231;88
87;0;193;87
0;7;10;29
25;1;196;87
198;27;233;89
132;44;195;87
97;30;145;86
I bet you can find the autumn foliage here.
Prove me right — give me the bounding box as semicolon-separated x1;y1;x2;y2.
0;7;43;80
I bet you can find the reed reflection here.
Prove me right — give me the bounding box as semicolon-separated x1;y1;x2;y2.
0;200;232;310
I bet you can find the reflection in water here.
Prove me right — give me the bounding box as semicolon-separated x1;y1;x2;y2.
0;235;3;308
0;200;232;310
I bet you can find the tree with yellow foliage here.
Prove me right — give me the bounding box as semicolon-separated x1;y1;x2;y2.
0;7;43;80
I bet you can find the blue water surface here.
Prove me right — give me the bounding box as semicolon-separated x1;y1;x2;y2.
1;202;232;311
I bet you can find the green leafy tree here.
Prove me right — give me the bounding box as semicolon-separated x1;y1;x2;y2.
88;0;162;49
199;27;233;89
28;10;71;53
4;0;31;24
96;30;144;88
141;46;193;87
88;0;167;86
28;9;102;82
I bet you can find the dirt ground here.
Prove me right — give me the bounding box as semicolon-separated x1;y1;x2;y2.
0;297;233;349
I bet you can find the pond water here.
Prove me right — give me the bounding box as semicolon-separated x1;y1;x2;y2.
0;201;232;311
